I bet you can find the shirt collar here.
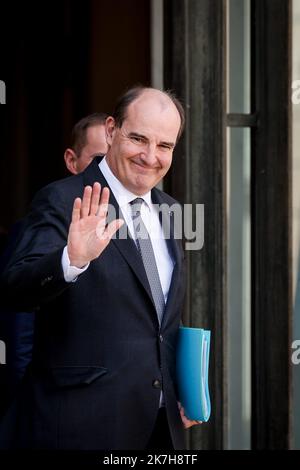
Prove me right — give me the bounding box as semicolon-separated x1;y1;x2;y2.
99;156;152;209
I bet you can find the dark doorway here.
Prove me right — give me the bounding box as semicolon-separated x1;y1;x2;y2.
0;0;150;231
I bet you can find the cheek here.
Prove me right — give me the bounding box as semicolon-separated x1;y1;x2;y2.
116;143;136;166
81;157;92;170
119;144;140;168
160;155;173;172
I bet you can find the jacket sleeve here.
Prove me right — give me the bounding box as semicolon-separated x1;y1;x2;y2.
0;184;75;311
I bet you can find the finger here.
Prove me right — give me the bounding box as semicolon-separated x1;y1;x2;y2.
181;415;198;429
100;186;110;205
72;198;81;223
179;407;200;427
97;187;110;219
90;182;101;215
103;219;124;241
184;422;194;429
81;185;92;218
181;415;192;429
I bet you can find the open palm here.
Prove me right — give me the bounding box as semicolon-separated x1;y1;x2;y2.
67;182;124;268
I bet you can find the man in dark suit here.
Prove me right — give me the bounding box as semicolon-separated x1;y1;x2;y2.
0;112;109;417
0;86;199;450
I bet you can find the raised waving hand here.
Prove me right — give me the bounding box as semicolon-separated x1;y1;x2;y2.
67;182;124;268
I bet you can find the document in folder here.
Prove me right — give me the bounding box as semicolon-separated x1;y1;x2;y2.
176;326;211;422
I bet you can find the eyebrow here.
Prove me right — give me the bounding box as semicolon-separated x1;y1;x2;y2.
128;132;175;149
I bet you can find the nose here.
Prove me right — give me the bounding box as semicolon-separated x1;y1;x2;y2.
141;143;157;166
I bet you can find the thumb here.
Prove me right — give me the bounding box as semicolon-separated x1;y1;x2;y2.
104;218;124;240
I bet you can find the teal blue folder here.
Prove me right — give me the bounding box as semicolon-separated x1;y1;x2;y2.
176;326;211;422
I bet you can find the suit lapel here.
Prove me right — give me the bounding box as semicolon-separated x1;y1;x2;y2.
151;189;183;328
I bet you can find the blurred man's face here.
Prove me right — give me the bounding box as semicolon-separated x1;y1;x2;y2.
64;124;108;175
77;124;108;172
105;90;181;195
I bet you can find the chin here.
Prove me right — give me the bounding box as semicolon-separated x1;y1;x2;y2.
131;186;148;195
132;177;155;194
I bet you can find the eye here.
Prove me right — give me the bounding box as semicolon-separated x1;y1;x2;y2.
159;144;173;151
130;135;144;144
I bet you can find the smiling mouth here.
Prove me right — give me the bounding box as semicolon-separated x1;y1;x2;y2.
131;161;158;172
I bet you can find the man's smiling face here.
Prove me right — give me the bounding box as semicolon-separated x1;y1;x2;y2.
105;89;181;195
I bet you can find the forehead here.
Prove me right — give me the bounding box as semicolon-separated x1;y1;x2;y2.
124;93;181;141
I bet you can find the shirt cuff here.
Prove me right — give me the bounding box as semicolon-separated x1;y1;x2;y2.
62;246;90;282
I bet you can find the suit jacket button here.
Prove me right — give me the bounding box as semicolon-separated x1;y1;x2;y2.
41;276;53;286
159;334;163;343
152;379;161;389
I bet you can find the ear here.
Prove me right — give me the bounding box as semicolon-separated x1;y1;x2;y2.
64;149;78;175
105;116;116;146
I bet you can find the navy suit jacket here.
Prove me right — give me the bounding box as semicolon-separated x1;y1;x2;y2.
0;157;186;450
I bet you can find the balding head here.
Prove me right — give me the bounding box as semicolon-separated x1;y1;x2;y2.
112;86;185;142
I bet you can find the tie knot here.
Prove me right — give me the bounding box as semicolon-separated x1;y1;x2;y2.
130;198;144;216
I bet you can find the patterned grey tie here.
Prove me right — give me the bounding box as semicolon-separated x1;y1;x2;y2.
130;198;165;325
